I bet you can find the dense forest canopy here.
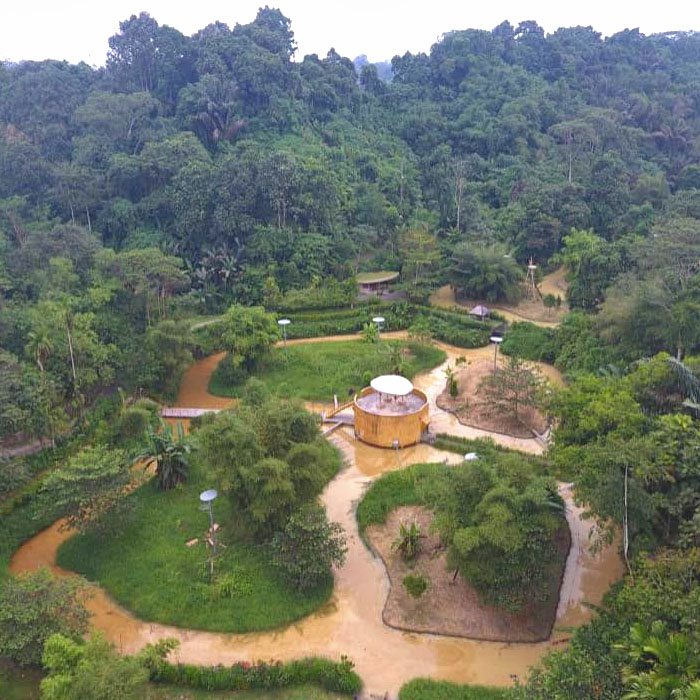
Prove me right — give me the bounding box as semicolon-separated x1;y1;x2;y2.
0;7;698;441
1;10;699;272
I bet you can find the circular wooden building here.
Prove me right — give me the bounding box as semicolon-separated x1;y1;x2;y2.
352;375;429;448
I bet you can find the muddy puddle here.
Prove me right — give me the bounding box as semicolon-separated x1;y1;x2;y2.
10;341;623;697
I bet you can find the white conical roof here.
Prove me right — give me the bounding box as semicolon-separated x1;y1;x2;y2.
370;374;414;396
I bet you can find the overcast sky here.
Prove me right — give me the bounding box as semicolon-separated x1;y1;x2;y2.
2;0;699;67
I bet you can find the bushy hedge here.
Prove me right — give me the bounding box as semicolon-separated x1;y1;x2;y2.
500;322;557;363
148;657;362;695
284;304;491;348
270;278;358;312
196;301;495;353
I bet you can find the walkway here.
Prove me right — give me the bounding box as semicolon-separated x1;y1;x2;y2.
430;267;570;329
160;408;220;418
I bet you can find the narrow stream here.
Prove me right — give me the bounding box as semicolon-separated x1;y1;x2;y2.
10;339;623;697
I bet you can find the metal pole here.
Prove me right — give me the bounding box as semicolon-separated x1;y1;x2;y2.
490;336;502;373
278;319;291;363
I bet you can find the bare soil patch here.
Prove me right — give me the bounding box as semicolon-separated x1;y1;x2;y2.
429;268;569;325
436;359;547;439
506;297;568;324
367;506;570;642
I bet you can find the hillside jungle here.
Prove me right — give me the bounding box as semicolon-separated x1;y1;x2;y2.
2;7;700;700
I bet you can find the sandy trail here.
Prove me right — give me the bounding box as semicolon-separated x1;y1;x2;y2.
10;336;622;698
430;267;569;328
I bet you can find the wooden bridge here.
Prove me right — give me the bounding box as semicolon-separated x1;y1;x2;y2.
160;407;221;418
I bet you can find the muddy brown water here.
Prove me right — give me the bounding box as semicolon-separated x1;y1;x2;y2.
10;338;623;698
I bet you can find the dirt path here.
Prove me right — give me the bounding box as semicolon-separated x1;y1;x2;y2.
431;267;569;328
10;336;622;698
412;341;562;454
539;267;569;299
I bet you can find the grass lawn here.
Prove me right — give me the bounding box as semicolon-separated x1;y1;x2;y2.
356;462;449;539
209;340;446;401
57;464;333;633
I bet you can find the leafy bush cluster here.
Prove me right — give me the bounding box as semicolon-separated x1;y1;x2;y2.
0;456;32;499
0;568;89;666
267;276;358;311
501;313;618;374
358;453;565;612
41;633;149;700
196;397;338;539
501;323;558;364
519;549;700;700
272;503;347;591
113;397;160;442
146;653;362;695
403;574;429;598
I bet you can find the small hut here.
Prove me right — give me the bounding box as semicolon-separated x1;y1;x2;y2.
469;304;490;320
356;271;400;297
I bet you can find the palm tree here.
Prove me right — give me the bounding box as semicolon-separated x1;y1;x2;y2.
25;330;53;374
392;521;423;560
621;624;700;700
25;330;56;444
386;343;407;375
134;420;193;490
677;682;700;700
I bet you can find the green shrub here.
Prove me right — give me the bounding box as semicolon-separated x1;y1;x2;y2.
271;503;347;591
0;457;31;498
543;293;557;308
214;354;250;388
403;574;428;598
116;407;152;440
393;522;422;560
145;654;362;695
41;633;148;700
210;571;254;600
242;377;270;407
269;277;358;312
501;323;557;364
0;568;89;666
